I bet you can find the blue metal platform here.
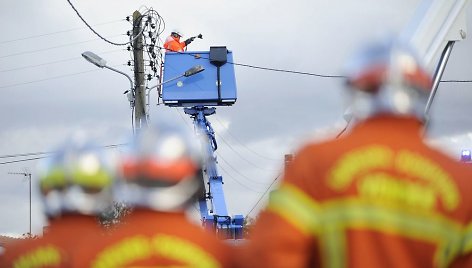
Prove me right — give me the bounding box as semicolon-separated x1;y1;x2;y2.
162;50;237;107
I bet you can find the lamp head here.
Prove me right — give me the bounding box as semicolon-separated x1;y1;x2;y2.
82;51;107;68
184;65;205;77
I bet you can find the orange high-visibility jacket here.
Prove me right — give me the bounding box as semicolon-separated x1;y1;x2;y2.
1;215;102;268
164;35;186;52
241;115;472;268
72;209;233;268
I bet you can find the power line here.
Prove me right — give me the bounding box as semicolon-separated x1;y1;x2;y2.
440;79;472;83
217;164;264;193
0;143;124;159
214;131;277;172
0;157;47;165
0;64;123;89
231;61;344;78
0;19;123;44
160;46;472;81
2;47;471;90
213;115;280;161
216;152;272;187
0;143;126;165
173;109;270;189
245;174;281;219
66;0;147;46
0;35;122;59
0;69;97;89
0;151;50;159
0;49;122;73
162;46;345;79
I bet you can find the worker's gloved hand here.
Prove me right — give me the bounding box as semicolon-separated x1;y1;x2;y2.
184;37;195;45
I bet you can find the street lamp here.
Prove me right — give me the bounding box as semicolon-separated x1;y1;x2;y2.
146;65;205;120
81;51;136;129
81;51;134;92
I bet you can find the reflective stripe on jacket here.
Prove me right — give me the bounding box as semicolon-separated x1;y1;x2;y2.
72;209;232;268
2;215;101;268
241;115;472;268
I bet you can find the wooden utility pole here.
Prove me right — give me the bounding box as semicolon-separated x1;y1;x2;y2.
133;11;146;129
284;154;293;172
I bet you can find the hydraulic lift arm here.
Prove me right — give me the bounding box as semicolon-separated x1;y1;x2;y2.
399;0;470;118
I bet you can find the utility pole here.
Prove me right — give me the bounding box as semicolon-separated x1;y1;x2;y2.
133;11;147;129
284;154;293;172
9;171;32;236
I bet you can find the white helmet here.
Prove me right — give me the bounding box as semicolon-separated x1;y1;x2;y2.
171;29;183;37
38;135;114;218
344;39;432;122
116;120;204;212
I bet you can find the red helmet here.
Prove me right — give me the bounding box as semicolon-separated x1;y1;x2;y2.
117;120;204;211
344;40;432;121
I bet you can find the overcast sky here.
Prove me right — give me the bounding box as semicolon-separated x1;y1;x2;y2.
1;0;472;236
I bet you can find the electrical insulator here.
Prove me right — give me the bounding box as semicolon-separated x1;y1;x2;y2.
148;31;152;38
127;46;131;51
128;61;132;66
151;24;156;29
126;16;130;21
126;31;131;36
150;61;154;67
147;74;152;81
152;53;156;59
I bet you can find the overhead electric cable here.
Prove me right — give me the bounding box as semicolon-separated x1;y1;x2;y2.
0;35;122;59
0;64;123;89
160;46;345;78
440;79;472;83
213;115;280;161
0;49;122;73
0;151;50;159
0;19;123;44
0;157;47;165
214;131;276;172
0;69;97;89
173;109;270;189
245;174;281;219
216;152;273;187
217;164;265;193
160;46;472;82
230;62;344;78
175;109;193;129
66;0;147;46
0;143;126;161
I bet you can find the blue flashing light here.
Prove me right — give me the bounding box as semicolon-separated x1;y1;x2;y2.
461;149;471;162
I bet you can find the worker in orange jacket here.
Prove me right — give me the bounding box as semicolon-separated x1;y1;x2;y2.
1;136;114;268
73;120;232;268
239;40;472;268
164;29;195;52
